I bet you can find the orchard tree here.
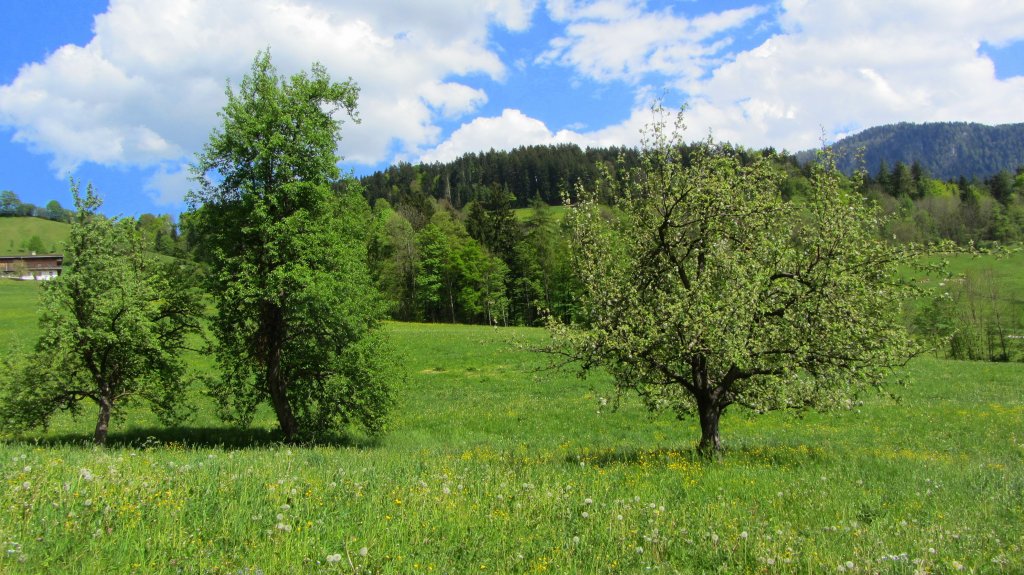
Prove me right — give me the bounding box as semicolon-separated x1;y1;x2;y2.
0;182;203;445
548;109;920;456
186;51;400;441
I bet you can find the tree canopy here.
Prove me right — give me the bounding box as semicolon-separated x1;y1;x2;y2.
548;109;921;455
186;51;400;441
0;182;203;445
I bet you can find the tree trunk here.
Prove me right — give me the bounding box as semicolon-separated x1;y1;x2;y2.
94;394;112;446
267;339;299;441
696;394;723;458
262;303;299;441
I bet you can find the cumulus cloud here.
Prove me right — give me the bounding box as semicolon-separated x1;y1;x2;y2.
0;0;537;178
537;0;1024;151
539;0;767;84
144;163;192;206
419;106;655;163
4;0;1024;205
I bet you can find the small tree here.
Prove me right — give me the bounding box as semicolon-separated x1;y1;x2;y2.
187;51;400;441
548;109;919;456
0;182;203;445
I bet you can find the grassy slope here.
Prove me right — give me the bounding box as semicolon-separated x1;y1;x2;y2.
513;204;568;223
0;280;42;351
0;217;70;255
0;301;1021;573
928;248;1024;298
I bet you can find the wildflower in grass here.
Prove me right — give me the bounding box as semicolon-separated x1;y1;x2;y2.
80;468;94;481
326;554;342;563
740;531;748;540
845;561;855;570
584;498;593;505
636;546;643;554
617;514;623;521
581;512;589;518
710;533;719;544
358;547;368;557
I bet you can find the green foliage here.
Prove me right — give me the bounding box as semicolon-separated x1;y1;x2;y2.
549;108;922;455
0;183;203;444
413;210;510;324
21;235;45;254
187;51;400;441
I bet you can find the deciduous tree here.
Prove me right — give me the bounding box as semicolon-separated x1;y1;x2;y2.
548;109;920;456
0;182;203;445
186;51;400;441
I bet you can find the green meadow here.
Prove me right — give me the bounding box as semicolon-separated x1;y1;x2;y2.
0;218;70;255
0;279;1022;573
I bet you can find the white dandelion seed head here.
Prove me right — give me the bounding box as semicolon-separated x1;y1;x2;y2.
326;554;342;563
359;547;368;557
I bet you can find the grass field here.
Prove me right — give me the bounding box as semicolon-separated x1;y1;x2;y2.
0;280;1021;573
512;205;568;223
0;217;70;255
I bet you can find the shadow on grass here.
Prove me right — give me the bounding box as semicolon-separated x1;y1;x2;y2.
565;446;705;468
565;442;833;468
6;426;384;450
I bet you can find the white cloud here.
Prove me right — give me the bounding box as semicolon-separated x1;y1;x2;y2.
144;163;192;206
0;0;537;179
539;0;767;84
538;0;1024;152
678;0;1024;150
419;106;655;163
420;109;562;163
4;0;1024;203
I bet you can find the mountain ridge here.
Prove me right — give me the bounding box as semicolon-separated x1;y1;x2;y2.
799;121;1024;180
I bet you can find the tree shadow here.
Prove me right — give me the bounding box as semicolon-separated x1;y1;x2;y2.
7;426;383;451
564;442;831;469
564;446;704;468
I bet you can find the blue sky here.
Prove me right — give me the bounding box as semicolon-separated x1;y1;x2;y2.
2;0;1023;217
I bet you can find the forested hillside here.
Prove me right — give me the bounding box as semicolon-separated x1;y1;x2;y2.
353;141;1024;329
360;144;642;209
801;122;1024;180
